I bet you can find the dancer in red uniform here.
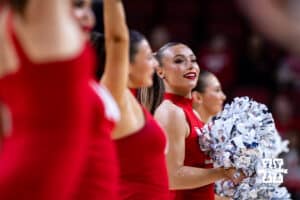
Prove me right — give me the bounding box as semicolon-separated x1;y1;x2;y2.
141;43;242;200
99;0;170;199
0;0;94;199
71;1;120;199
192;70;230;200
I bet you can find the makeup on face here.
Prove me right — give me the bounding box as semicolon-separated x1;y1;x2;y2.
73;0;95;36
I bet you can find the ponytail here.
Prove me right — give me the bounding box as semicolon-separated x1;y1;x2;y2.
137;72;165;114
9;0;28;15
192;70;213;93
137;42;182;114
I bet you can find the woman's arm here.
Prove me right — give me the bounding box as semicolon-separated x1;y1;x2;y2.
155;103;229;190
237;0;300;55
101;0;129;104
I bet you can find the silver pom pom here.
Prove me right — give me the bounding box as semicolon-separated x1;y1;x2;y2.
199;97;291;199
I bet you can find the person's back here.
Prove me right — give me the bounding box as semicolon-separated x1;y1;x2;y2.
0;1;94;199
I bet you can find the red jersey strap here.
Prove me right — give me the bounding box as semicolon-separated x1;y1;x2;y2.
129;88;138;97
5;10;32;64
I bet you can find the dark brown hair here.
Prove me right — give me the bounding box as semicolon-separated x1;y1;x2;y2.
9;0;28;14
91;30;146;81
192;70;213;93
137;42;183;114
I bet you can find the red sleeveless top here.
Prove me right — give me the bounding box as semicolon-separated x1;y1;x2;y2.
115;107;170;200
74;81;120;200
164;93;214;200
0;13;95;199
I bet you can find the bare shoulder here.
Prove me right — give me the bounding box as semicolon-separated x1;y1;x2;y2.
154;100;188;137
155;100;185;120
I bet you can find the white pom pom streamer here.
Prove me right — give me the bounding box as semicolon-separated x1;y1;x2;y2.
198;97;291;199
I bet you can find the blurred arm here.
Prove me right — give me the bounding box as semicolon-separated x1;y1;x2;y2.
237;0;300;54
101;0;129;105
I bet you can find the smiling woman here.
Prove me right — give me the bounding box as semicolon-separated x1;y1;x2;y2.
139;43;242;200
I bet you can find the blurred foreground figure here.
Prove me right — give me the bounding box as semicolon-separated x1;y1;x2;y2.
0;0;95;199
238;0;300;55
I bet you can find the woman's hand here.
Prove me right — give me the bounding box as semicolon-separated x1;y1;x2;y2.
215;194;231;200
223;168;245;185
